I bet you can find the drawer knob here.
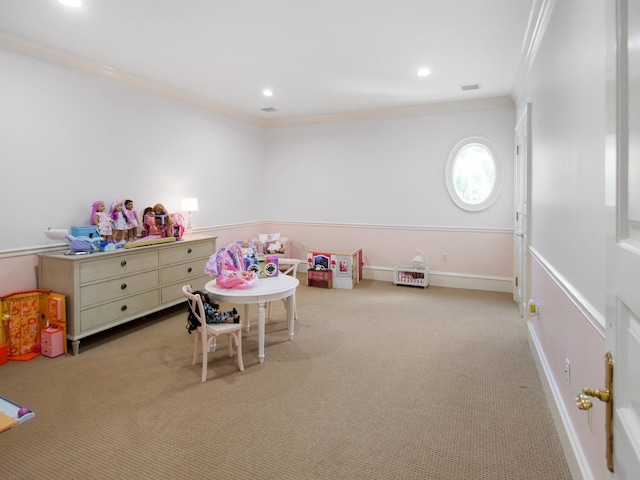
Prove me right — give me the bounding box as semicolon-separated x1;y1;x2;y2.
121;283;127;290
187;267;192;273
121;260;127;267
187;248;192;254
121;305;127;312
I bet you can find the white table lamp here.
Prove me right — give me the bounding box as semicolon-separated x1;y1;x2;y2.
180;197;199;235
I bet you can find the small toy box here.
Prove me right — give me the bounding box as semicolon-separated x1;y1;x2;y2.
41;326;65;358
245;255;279;278
70;225;100;238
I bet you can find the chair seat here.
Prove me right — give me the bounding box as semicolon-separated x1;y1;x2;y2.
206;323;242;334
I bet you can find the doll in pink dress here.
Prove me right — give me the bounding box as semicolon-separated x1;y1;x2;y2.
124;199;139;240
91;201;113;241
110;201;128;242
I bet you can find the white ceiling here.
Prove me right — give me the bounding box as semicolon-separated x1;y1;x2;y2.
0;0;535;122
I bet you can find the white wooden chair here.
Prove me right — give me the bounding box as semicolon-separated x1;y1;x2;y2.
183;285;244;382
267;258;300;320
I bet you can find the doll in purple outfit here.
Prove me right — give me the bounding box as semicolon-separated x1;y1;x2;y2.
110;201;129;243
91;201;113;241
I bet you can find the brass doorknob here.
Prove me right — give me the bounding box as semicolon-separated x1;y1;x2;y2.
575;353;614;472
576;387;611;410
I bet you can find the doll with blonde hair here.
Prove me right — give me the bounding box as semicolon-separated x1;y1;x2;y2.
153;203;175;237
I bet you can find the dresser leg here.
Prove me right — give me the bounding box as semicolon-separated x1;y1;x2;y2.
71;340;80;356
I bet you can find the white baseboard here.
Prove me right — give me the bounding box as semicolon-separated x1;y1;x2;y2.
300;264;512;293
527;323;591;480
363;266;512;292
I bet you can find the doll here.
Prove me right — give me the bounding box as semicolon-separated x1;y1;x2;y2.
153;203;175;237
200;293;240;324
90;201;113;241
142;207;159;236
110;201;128;243
124;199;139;240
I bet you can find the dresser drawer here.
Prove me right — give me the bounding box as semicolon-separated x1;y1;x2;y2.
79;270;159;308
160;241;214;266
161;275;209;304
79;251;159;284
161;259;209;285
80;290;159;332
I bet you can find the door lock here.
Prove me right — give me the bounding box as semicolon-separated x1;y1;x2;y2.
575;352;614;471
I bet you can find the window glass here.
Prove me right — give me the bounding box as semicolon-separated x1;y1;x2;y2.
446;137;502;211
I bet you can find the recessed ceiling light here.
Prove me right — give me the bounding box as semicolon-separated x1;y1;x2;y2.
417;68;431;77
59;0;82;7
262;89;274;97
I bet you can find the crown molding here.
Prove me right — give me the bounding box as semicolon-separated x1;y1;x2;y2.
512;0;557;102
263;96;515;128
0;33;267;127
1;32;517;129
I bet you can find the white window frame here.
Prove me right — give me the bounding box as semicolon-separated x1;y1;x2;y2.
445;136;503;212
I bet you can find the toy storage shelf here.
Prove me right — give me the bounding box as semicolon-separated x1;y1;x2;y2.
393;265;429;288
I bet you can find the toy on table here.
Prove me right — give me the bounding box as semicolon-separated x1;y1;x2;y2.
205;242;258;289
91;200;113;241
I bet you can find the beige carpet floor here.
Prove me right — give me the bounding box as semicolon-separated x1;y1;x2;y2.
0;278;572;480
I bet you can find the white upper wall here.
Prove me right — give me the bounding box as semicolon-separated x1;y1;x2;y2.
0;48;265;251
1;43;516;258
265;106;516;229
516;0;606;314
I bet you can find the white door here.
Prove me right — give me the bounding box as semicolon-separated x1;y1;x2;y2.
513;104;530;316
605;0;640;476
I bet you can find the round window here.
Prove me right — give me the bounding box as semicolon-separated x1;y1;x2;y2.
445;137;502;211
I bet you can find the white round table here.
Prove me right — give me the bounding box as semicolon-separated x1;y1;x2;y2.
204;275;300;363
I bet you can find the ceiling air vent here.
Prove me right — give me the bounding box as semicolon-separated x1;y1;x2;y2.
461;84;480;91
261;107;278;113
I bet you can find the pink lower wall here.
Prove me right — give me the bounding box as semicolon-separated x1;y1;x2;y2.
260;222;512;277
529;252;606;478
0;222;512;296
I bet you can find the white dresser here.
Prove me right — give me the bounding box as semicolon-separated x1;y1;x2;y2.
38;235;216;354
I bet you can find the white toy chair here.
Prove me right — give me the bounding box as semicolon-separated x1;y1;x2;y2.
183;285;244;382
